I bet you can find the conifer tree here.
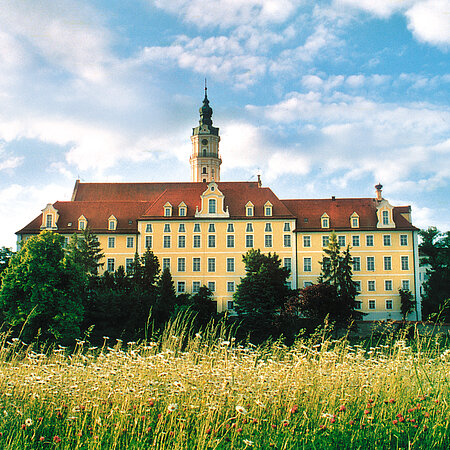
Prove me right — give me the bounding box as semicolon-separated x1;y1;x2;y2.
154;267;177;326
66;227;104;276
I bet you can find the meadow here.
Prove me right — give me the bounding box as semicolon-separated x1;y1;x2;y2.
0;317;449;449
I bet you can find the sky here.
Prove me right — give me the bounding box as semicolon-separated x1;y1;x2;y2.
0;0;449;248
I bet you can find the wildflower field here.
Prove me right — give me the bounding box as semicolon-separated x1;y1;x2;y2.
0;319;449;449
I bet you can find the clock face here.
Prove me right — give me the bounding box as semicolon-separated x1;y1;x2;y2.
202;126;208;133
201;139;208;145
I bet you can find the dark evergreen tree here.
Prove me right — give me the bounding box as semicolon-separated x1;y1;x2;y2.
419;227;450;320
399;289;416;321
0;247;14;287
190;286;217;327
154;267;177;326
0;231;84;344
66;227;104;276
234;249;292;339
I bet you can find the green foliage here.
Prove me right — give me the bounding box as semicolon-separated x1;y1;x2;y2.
419;227;450;321
0;246;14;287
189;286;217;327
315;232;363;323
66;227;104;276
154;267;177;325
0;231;84;345
399;289;415;320
234;249;292;339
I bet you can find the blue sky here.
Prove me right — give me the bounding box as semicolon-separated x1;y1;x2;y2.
0;0;449;248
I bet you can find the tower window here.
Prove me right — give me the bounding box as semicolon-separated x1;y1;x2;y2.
202;167;207;174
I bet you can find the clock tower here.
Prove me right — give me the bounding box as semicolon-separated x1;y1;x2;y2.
190;86;221;182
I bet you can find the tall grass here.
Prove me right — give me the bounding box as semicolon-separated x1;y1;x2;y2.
0;317;449;449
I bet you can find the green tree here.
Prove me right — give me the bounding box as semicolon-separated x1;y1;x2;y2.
190;286;217;327
399;289;415;321
234;249;292;339
154;267;177;326
0;247;14;286
66;227;104;276
419;227;450;320
316;232;363;324
0;231;84;344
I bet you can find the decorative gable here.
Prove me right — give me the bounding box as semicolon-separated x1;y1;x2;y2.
321;212;330;228
245;201;254;217
178;202;187;216
264;201;273;216
376;199;395;229
108;215;117;230
195;182;229;218
164;202;173;217
41;204;59;230
350;212;359;228
78;215;87;230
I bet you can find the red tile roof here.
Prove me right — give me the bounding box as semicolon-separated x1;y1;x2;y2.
282;198;417;231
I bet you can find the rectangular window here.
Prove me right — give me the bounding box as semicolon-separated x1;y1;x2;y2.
265;223;272;232
367;256;375;271
227;282;235;293
108;237;115;248
164;224;171;232
227;258;235;272
369;300;376;310
385;299;393;310
401;256;409;270
246;223;253;232
162;258;170;270
352;235;360;247
321;217;329;228
125;258;133;273
208;235;216;248
227;235;235;248
227;223;234;232
382;210;389;225
208;199;216;214
177;258;186;272
284;235;291;247
163;235;171;248
303;257;312;272
322;236;329;247
353;257;361;271
107;258;115;272
355;281;361;292
145;235;152;249
246;235;254;248
145;224;153;232
208;258;216;272
126;236;134;248
192;281;200;293
284;258;292;272
79;220;85;230
227;300;234;310
368;280;376;291
177;281;185;293
207;281;215;292
265;235;273;247
179;207;186;217
246;207;254;216
366;235;374;246
400;234;408;246
46;214;52;228
178;235;186;248
284;223;291;232
265;206;272;216
109;220;116;230
303;236;311;247
384;256;392;271
164;207;171;217
338;235;346;247
208;223;215;233
194;223;201;233
385;280;393;291
193;235;201;248
178;224;186;232
193;257;201;272
355;300;362;310
383;235;391;246
402;280;410;291
352;218;359;228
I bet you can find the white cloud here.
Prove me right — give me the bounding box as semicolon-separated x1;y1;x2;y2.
406;0;450;48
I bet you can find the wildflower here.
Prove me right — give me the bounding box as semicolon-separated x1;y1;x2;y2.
39;436;44;441
21;424;26;430
330;418;336;424
195;333;202;339
53;435;61;443
321;413;335;419
364;410;370;415
236;427;243;433
243;439;254;446
389;398;396;404
271;424;277;429
408;408;415;413
205;428;212;435
25;418;33;427
349;420;355;426
167;403;178;412
282;420;289;427
255;400;266;408
290;405;298;414
424;412;430;418
148;400;154;407
236;405;248;415
393;420;398;425
339;405;346;412
252;419;258;424
319;424;326;430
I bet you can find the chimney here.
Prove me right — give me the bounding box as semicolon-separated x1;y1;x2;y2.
257;174;262;187
331;196;335;201
375;183;383;201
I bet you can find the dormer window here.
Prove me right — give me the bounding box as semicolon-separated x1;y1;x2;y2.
246;202;254;217
382;210;389;225
164;202;173;217
108;215;117;231
321;213;330;228
350;212;359;228
46;214;53;228
179;207;186;216
208;199;216;214
264;201;273;216
78;215;87;231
